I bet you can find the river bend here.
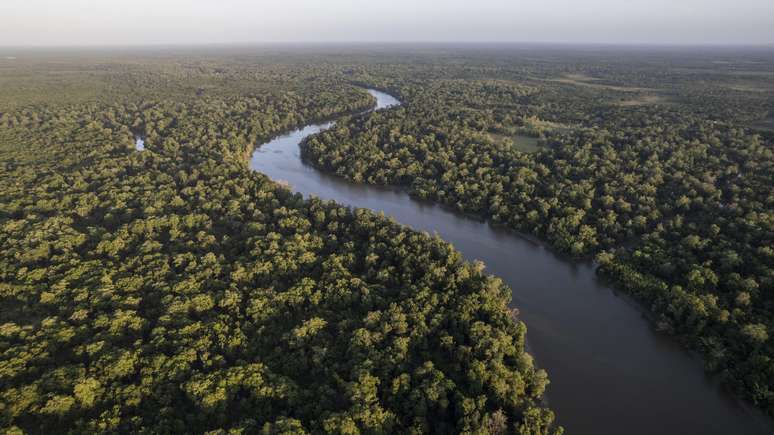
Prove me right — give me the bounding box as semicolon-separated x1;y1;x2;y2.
248;89;770;434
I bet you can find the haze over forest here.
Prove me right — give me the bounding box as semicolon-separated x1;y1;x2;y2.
1;0;773;46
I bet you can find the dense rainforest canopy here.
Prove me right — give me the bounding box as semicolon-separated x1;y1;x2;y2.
0;45;773;433
0;50;560;434
301;47;774;418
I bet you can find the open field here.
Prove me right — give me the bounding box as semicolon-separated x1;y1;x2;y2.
544;73;655;92
750;116;774;131
488;132;542;152
615;94;671;106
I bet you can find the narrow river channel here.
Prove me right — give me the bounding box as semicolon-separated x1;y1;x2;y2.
248;89;771;434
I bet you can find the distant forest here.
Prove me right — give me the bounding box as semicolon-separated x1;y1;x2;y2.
1;46;773;433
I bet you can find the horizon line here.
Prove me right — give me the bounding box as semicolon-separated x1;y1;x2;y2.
2;40;774;50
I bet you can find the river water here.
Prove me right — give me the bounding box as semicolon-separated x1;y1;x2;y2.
249;89;771;434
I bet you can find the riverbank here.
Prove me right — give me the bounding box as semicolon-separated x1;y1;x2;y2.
248;88;772;435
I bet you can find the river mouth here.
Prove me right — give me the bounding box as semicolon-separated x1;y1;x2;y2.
249;88;772;434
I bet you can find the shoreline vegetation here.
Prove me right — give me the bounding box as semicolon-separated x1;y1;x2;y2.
299;53;774;419
0;51;562;434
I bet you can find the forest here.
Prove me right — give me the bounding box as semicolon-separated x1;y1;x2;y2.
301;46;774;419
0;49;560;434
1;45;773;433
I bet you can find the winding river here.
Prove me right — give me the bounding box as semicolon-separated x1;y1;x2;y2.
248;89;770;434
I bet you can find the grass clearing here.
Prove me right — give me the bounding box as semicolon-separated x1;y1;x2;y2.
615;94;669;107
545;74;654;92
488;133;542;153
724;83;774;93
750;117;774;132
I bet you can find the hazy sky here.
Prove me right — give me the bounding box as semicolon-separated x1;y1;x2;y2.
1;0;772;46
